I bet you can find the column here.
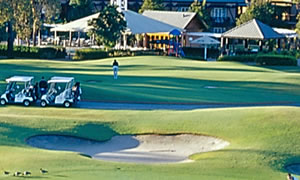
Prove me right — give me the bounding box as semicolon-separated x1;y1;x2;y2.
69;31;72;47
259;40;263;51
123;34;127;50
54;31;57;45
77;32;81;47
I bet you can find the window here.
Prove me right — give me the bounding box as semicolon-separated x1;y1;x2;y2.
211;8;227;23
213;27;226;33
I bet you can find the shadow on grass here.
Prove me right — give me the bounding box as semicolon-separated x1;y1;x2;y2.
0;122;117;147
1;63;300;103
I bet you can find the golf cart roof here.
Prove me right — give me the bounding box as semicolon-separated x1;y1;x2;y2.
6;76;34;83
48;76;74;83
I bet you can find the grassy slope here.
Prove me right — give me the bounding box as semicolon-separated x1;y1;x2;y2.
0;56;300;103
1;57;300;179
0;106;300;179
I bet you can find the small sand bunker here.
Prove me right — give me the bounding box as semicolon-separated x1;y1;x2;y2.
26;134;229;164
286;164;300;175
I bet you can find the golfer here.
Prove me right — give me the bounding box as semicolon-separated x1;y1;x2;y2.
112;59;119;79
39;76;48;96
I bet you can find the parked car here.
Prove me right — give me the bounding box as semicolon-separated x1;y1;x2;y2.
40;76;81;108
0;76;36;106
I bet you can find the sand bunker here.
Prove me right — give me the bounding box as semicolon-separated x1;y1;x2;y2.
26;134;229;164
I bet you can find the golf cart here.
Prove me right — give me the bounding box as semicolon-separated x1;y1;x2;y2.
0;76;36;106
40;76;81;108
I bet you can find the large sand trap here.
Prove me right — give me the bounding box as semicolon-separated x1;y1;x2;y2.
26;134;229;164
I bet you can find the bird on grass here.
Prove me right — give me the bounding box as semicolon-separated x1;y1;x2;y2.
40;168;48;174
23;171;31;176
3;171;9;175
13;171;22;176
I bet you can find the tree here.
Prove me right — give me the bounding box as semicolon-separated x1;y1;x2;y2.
88;5;127;49
138;0;164;13
15;0;33;45
0;0;20;57
236;0;282;27
30;0;61;46
189;0;211;30
64;0;93;22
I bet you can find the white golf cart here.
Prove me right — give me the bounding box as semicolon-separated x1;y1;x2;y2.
40;76;81;108
0;76;36;106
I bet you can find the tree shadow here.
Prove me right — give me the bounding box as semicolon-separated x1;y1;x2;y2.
0;122;117;147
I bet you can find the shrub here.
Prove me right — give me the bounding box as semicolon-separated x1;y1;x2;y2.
255;55;297;66
131;49;164;56
108;50;132;57
73;48;164;60
296;52;300;59
39;47;66;59
73;48;109;60
0;45;66;59
183;47;220;60
217;55;257;62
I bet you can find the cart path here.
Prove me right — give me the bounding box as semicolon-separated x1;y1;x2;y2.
76;101;300;110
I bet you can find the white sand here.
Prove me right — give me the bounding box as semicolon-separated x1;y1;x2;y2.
26;134;229;164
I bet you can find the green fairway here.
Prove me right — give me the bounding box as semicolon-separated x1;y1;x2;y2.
1;56;300;179
1;56;300;103
0;106;300;179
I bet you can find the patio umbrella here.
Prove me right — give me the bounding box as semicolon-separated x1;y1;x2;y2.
191;36;220;60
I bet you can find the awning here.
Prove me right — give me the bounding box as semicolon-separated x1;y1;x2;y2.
191;36;220;45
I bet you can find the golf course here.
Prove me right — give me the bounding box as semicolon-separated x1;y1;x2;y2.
1;56;300;179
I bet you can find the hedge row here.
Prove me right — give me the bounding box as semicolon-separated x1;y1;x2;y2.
73;48;164;60
0;45;66;59
182;47;220;60
218;54;297;66
256;55;297;66
73;49;109;60
218;55;257;62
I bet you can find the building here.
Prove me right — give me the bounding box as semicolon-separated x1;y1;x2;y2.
268;0;299;28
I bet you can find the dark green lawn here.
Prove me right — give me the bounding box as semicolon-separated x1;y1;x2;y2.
1;56;300;103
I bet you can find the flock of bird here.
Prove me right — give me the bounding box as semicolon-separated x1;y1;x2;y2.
3;168;48;176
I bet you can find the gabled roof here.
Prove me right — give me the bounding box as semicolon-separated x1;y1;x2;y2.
50;10;181;34
222;19;284;40
143;11;197;30
123;10;181;34
51;13;100;32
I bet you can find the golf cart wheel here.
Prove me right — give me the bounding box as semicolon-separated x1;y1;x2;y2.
40;100;47;107
0;99;6;105
23;100;30;107
64;101;71;108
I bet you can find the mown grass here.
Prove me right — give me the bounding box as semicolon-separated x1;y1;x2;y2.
1;56;300;180
0;56;300;103
0;106;300;179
